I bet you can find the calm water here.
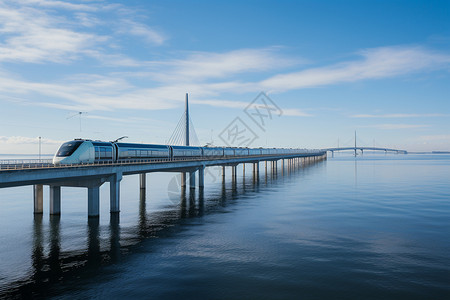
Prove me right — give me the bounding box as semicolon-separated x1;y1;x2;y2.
0;154;449;299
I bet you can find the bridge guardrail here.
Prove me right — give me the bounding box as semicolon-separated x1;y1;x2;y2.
0;151;326;171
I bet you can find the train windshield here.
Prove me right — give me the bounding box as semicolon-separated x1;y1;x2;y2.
56;141;83;157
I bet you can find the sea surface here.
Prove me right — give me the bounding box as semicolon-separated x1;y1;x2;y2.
0;154;449;299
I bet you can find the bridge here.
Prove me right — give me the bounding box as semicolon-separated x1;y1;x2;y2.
323;131;407;156
0;94;327;219
0;153;325;216
324;146;407;156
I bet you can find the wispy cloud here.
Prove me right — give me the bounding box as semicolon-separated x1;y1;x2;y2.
259;46;450;92
351;113;449;118
17;0;98;11
0;0;165;64
364;124;430;130
417;134;450;141
119;20;166;45
151;47;299;83
0;135;62;144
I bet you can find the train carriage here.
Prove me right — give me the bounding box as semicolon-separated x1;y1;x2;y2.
202;147;224;157
223;148;235;157
171;146;202;159
92;141;115;162
115;143;170;160
249;148;261;156
235;148;249;156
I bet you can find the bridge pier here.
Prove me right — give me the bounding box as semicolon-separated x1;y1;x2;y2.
49;186;61;215
265;161;268;178
88;186;100;217
253;162;259;182
110;172;122;213
198;166;204;188
231;166;235;181
140;173;146;189
181;173;186;187
33;184;43;214
189;171;196;189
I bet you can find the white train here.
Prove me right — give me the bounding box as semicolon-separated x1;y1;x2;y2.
53;139;310;164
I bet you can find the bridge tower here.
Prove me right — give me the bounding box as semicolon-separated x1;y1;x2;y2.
185;93;189;147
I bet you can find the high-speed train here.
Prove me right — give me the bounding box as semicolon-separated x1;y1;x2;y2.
52;139;306;164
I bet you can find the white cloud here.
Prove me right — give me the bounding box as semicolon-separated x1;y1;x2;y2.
16;0;98;11
260;46;450;92
0;0;165;64
152;47;299;82
282;108;312;117
0;135;62;144
0;2;103;63
417;134;450;141
351;113;449;118
364;124;430;130
120;20;166;45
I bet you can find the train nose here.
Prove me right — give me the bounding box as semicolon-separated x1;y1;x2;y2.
53;156;66;164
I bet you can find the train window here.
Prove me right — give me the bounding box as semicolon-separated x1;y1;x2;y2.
56;141;83;157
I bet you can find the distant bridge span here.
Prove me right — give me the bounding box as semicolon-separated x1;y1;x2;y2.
323;147;408;155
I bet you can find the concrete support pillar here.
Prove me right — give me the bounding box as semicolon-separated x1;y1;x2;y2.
110;172;122;213
49;186;61;215
231;166;236;180
222;166;225;180
181;172;186;187
88;186;100;217
256;162;260;178
33;184;43;214
198;167;205;188
140;173;146;189
252;163;256;182
189;171;196;189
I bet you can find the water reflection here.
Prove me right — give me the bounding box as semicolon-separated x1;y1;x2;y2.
4;159;323;298
109;213;121;262
31;214;44;287
87;217;100;268
49;215;62;281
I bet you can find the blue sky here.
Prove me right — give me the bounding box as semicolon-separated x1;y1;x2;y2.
0;0;449;154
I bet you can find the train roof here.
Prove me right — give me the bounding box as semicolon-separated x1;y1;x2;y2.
116;143;169;149
171;145;202;150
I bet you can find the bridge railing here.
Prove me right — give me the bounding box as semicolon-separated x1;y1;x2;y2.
0;151;326;171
